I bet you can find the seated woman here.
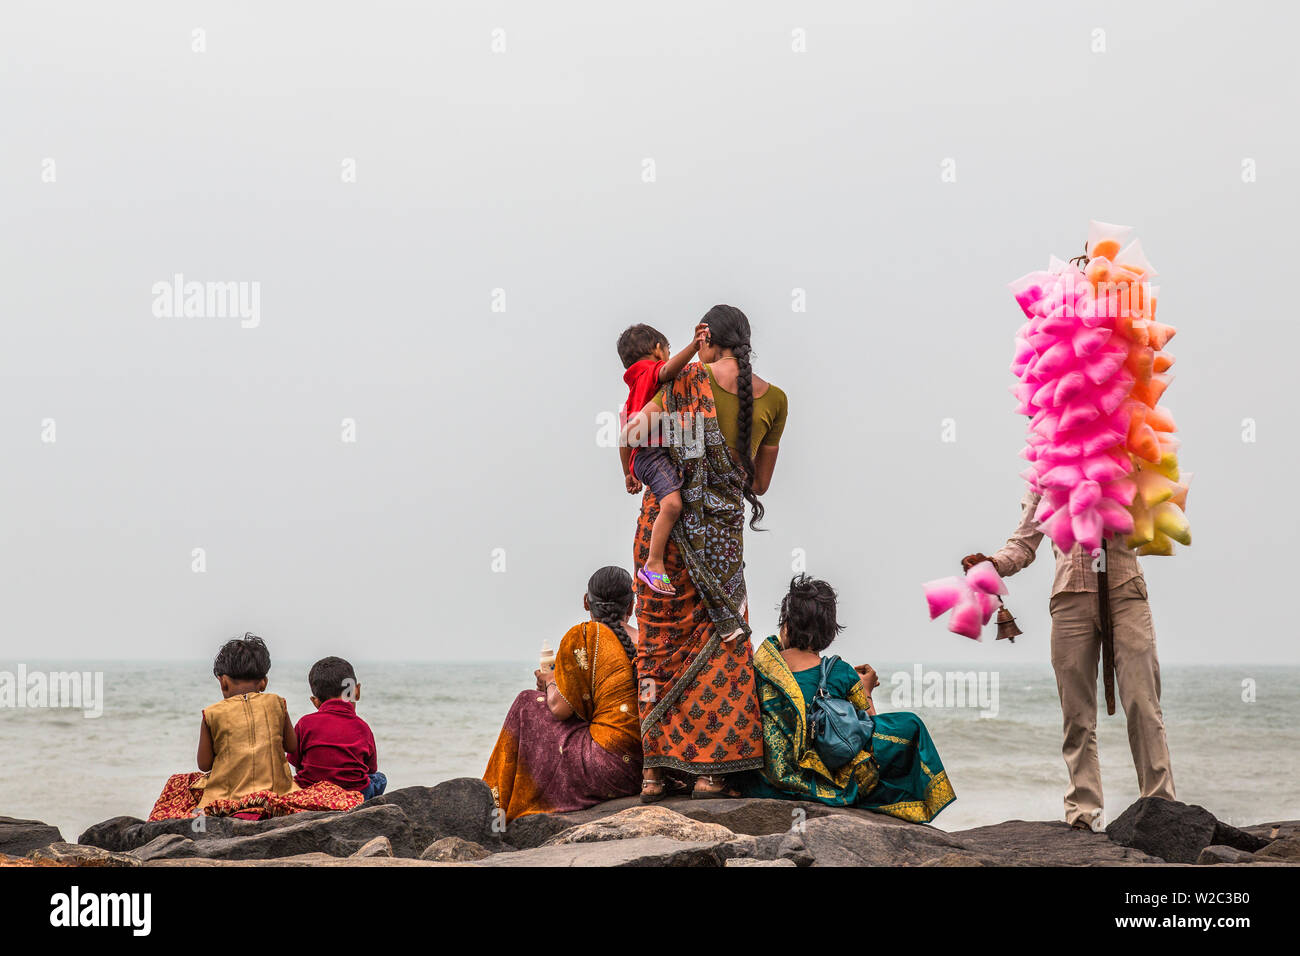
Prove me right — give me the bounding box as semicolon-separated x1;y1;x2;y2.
746;576;956;823
483;566;643;822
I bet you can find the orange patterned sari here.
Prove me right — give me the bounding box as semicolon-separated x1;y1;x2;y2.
484;621;642;822
634;363;764;775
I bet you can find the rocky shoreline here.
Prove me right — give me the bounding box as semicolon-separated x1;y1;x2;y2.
2;780;1296;867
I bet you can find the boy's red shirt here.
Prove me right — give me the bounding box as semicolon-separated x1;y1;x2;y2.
287;698;378;792
623;358;666;468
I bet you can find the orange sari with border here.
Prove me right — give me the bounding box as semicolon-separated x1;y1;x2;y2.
634;363;764;776
484;621;642;822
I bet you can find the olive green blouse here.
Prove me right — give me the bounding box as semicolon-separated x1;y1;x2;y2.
656;364;788;458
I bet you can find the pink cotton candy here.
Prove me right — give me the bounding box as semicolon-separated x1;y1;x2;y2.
966;560;1007;596
1083;346;1127;385
1039;310;1075;337
1069;479;1102;515
1079;424;1127;457
1037;341;1077;378
947;594;984;640
1039;509;1077;553
1040;464;1083;488
1072;325;1111;357
1072;509;1104;553
977;590;1000;625
1082;454;1130;483
1102;477;1137;506
1096;497;1135;534
1059;400;1100;431
922;563;1016;641
1032;380;1057;408
1095;372;1135;415
1054;371;1090;405
922;577;967;620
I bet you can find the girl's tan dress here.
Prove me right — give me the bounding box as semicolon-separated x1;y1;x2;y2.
198;692;299;808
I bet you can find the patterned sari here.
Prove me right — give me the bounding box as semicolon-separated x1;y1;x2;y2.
634;363;764;776
484;621;642;822
748;636;955;823
148;775;362;821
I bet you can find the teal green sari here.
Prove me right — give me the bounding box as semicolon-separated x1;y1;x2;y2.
747;636;955;823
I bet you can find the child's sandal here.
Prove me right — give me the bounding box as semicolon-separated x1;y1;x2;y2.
638;567;676;596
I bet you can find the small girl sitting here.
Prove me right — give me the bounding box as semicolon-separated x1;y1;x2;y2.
195;633;299;813
147;633;365;821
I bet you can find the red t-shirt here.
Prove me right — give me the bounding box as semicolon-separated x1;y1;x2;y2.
623;358;666;468
287;699;378;792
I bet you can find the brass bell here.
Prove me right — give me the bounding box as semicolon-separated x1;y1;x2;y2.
995;601;1022;642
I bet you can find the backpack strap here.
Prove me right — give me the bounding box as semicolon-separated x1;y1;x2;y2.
818;655;841;698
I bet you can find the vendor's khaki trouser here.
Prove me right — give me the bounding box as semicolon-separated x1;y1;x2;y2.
1049;577;1176;828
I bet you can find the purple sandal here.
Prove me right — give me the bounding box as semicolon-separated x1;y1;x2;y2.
638;567;676;596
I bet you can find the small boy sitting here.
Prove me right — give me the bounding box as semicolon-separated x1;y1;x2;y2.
287;656;386;800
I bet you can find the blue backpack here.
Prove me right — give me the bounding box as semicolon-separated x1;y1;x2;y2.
808;655;875;769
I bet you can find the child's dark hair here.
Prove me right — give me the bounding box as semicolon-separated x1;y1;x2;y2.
308;656;358;701
778;575;844;653
212;633;271;681
702;304;765;530
587;565;637;678
617;324;669;369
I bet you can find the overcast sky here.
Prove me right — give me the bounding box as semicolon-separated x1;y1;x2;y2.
1;1;1296;666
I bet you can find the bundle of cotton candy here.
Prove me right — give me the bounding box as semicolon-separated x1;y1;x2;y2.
1008;221;1190;557
923;561;1006;640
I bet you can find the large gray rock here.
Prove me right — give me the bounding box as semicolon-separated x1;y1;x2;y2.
366;779;504;850
796;814;978;866
1243;820;1300;843
1253;836;1300;863
477;835;750;867
1;817;64;856
499;795;838;849
421;836;492;862
503;812;577;849
1106;798;1270;864
1196;845;1257;865
350;836;393;859
953;820;1165;866
726;857;798;867
81;812;338;852
28;842;142;867
146;852;456;867
113;804;416;860
543;806;735;846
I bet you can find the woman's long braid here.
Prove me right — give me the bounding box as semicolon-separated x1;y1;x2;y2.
703;304;765;530
586;566;637;679
732;339;765;530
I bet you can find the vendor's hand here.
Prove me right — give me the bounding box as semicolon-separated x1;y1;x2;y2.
625;473;643;494
854;664;880;693
534;669;548;692
961;552;991;573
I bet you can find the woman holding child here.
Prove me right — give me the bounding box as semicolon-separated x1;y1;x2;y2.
483;567;643;821
623;305;788;800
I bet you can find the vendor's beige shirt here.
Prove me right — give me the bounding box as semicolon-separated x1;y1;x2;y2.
991;489;1143;595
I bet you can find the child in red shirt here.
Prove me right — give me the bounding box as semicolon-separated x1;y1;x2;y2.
287;656;385;800
617;321;708;595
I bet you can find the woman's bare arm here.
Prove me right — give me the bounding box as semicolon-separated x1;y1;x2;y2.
545;679;575;720
752;444;780;495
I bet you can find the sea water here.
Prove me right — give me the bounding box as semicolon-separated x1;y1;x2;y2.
1;659;1296;842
